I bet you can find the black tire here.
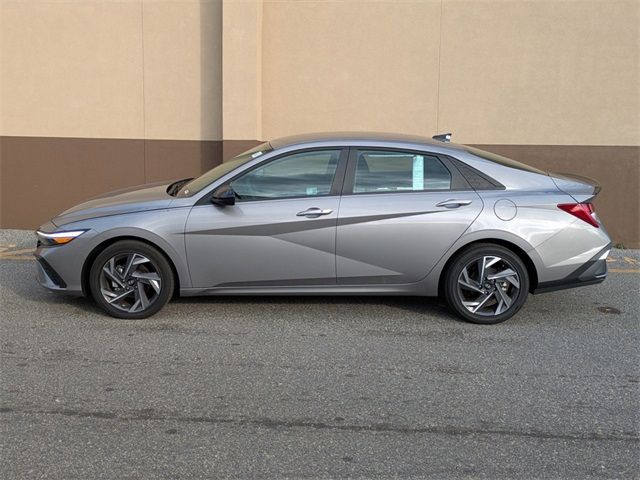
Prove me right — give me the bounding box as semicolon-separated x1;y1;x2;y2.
89;240;174;319
443;243;529;324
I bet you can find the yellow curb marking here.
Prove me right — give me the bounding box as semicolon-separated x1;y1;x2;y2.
623;256;640;266
0;248;35;256
0;255;34;261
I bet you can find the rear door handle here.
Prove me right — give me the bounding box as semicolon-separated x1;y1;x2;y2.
296;207;333;217
436;199;473;208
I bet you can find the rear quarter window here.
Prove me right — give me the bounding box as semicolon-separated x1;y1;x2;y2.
464;146;546;175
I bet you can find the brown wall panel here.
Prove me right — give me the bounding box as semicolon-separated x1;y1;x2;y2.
1;137;638;247
0;137;223;230
1;136;145;230
222;140;263;162
144;140;222;183
473;145;640;248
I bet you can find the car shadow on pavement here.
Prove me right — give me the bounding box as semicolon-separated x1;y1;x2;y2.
0;259;459;322
0;260;104;316
170;295;460;321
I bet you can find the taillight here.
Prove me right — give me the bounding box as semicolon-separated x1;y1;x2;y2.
557;203;599;228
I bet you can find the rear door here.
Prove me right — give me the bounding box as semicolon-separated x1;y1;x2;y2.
336;148;482;284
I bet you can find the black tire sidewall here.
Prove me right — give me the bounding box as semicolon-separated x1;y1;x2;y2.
444;244;529;324
89;240;174;319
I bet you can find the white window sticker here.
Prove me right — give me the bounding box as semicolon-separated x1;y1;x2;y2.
306;186;318;195
412;155;424;190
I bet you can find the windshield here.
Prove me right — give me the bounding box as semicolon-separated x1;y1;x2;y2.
464;146;545;175
179;142;272;196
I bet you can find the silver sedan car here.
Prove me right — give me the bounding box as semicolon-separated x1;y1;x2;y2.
35;132;611;324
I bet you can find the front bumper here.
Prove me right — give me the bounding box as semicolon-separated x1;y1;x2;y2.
34;227;98;296
35;256;68;289
533;243;610;294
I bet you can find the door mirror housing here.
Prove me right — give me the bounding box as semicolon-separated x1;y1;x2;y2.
211;185;236;206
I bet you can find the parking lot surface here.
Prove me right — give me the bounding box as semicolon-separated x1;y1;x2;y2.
1;230;638;479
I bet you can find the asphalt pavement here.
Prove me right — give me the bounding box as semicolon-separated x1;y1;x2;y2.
1;229;638;479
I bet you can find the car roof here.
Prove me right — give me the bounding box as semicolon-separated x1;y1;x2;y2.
268;131;466;152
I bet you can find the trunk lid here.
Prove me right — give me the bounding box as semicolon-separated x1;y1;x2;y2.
550;172;601;202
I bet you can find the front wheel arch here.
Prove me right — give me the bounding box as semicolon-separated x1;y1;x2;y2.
438;239;539;297
81;236;180;298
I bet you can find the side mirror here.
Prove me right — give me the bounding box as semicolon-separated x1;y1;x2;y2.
211;185;236;206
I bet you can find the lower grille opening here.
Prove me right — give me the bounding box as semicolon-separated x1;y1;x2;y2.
36;256;67;288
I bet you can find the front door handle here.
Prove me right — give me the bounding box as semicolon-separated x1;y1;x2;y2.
436;199;473;208
296;207;333;217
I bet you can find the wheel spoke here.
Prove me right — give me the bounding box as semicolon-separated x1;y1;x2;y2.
122;254;135;279
131;272;161;293
505;275;520;289
484;256;501;270
477;258;486;283
495;287;512;314
479;256;500;282
463;293;493;313
101;288;132;304
122;254;151;279
137;282;150;309
459;267;483;292
459;281;483;293
473;293;494;313
128;298;141;313
103;261;124;287
487;268;516;280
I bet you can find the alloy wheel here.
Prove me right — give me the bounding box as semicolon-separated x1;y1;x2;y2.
456;255;521;317
99;253;162;313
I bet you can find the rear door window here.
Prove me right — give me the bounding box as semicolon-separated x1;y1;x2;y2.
352;150;452;193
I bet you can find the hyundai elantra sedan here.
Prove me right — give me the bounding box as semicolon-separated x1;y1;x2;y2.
35;132;611;324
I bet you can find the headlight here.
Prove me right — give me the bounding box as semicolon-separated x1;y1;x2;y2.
36;230;87;247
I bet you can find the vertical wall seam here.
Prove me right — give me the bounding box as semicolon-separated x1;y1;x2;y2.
256;0;263;141
140;0;147;182
435;0;444;133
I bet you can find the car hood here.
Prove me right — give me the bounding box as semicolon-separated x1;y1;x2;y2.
52;181;174;227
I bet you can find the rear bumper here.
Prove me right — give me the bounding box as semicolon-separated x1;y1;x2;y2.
533;243;610;294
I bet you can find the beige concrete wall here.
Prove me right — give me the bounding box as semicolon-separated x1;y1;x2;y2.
143;0;222;141
259;0;640;146
438;0;640;145
0;0;222;141
3;0;636;144
261;0;441;140
222;0;263;141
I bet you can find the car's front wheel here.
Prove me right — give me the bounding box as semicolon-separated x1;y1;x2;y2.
89;240;174;319
443;243;529;324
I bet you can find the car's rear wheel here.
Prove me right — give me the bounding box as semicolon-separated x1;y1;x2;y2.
443;243;529;324
89;240;174;319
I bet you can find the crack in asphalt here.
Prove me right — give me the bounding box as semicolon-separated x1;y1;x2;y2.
2;353;638;383
1;406;637;443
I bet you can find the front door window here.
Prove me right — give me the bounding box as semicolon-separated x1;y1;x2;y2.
231;149;342;200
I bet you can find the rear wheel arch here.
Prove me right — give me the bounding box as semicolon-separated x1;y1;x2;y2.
81;236;181;297
438;238;539;296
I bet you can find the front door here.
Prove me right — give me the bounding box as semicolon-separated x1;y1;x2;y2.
185;148;347;288
336;148;482;284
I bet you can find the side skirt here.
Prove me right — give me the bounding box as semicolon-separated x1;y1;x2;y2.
180;284;429;297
